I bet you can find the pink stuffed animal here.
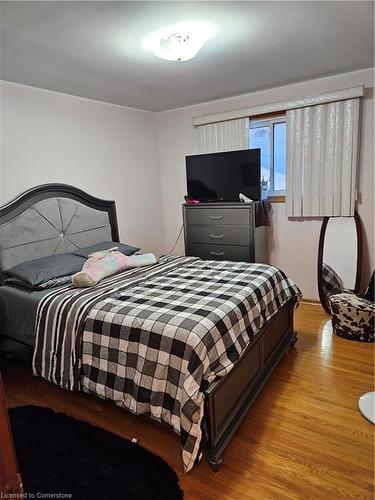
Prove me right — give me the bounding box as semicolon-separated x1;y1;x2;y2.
72;248;157;287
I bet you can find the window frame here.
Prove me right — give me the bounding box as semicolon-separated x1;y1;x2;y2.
249;114;286;202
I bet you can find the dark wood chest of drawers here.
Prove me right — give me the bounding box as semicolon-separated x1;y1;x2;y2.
182;203;268;263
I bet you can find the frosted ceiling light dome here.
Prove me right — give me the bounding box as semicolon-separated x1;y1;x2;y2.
142;21;218;62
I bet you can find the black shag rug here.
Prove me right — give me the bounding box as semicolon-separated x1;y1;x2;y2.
9;405;183;500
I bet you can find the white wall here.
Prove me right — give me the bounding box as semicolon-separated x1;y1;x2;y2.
0;81;165;255
156;68;374;300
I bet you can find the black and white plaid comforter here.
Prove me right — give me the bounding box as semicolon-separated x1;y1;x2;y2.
33;255;301;471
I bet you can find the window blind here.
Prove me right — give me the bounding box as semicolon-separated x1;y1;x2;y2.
286;98;360;217
196;118;249;154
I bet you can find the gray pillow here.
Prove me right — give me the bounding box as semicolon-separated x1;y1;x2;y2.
71;241;140;258
5;275;73;290
4;254;86;288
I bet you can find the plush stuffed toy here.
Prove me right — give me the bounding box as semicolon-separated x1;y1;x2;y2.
72;248;158;287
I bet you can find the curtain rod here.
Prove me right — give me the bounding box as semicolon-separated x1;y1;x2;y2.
193;86;364;127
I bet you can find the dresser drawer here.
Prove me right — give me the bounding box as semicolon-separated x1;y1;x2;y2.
189;243;251;262
188;225;250;246
185;207;251;226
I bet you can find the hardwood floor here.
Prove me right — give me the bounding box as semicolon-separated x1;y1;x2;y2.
2;302;374;499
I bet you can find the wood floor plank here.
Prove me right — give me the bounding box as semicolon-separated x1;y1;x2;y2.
2;303;374;499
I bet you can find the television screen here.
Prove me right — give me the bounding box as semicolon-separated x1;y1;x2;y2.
186;149;261;203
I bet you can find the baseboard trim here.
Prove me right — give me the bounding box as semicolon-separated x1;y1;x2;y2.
300;299;323;307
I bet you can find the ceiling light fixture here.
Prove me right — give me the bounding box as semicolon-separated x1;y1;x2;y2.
142;21;218;62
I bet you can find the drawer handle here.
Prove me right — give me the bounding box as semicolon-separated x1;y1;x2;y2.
209;215;223;220
210;233;224;239
210;251;225;256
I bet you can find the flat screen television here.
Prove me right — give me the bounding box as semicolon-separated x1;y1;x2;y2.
186;149;261;203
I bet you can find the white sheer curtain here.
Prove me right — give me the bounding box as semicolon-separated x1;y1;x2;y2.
196;118;249;154
286;98;360;217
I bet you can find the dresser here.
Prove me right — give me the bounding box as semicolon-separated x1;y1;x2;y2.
183;203;268;263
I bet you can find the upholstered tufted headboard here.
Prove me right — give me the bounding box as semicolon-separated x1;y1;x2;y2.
0;184;119;276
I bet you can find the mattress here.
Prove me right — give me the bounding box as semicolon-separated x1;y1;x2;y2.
0;284;53;346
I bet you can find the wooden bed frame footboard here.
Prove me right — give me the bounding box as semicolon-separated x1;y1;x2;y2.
204;298;297;471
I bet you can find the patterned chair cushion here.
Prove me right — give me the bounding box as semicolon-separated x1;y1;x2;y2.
329;292;375;343
322;263;344;298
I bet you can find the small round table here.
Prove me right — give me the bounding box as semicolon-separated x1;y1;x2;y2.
358;392;375;424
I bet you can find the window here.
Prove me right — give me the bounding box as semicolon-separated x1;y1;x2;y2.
249;116;286;198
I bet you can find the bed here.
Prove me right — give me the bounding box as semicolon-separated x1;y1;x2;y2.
0;183;300;472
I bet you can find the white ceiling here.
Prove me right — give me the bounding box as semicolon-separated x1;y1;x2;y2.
1;1;374;112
